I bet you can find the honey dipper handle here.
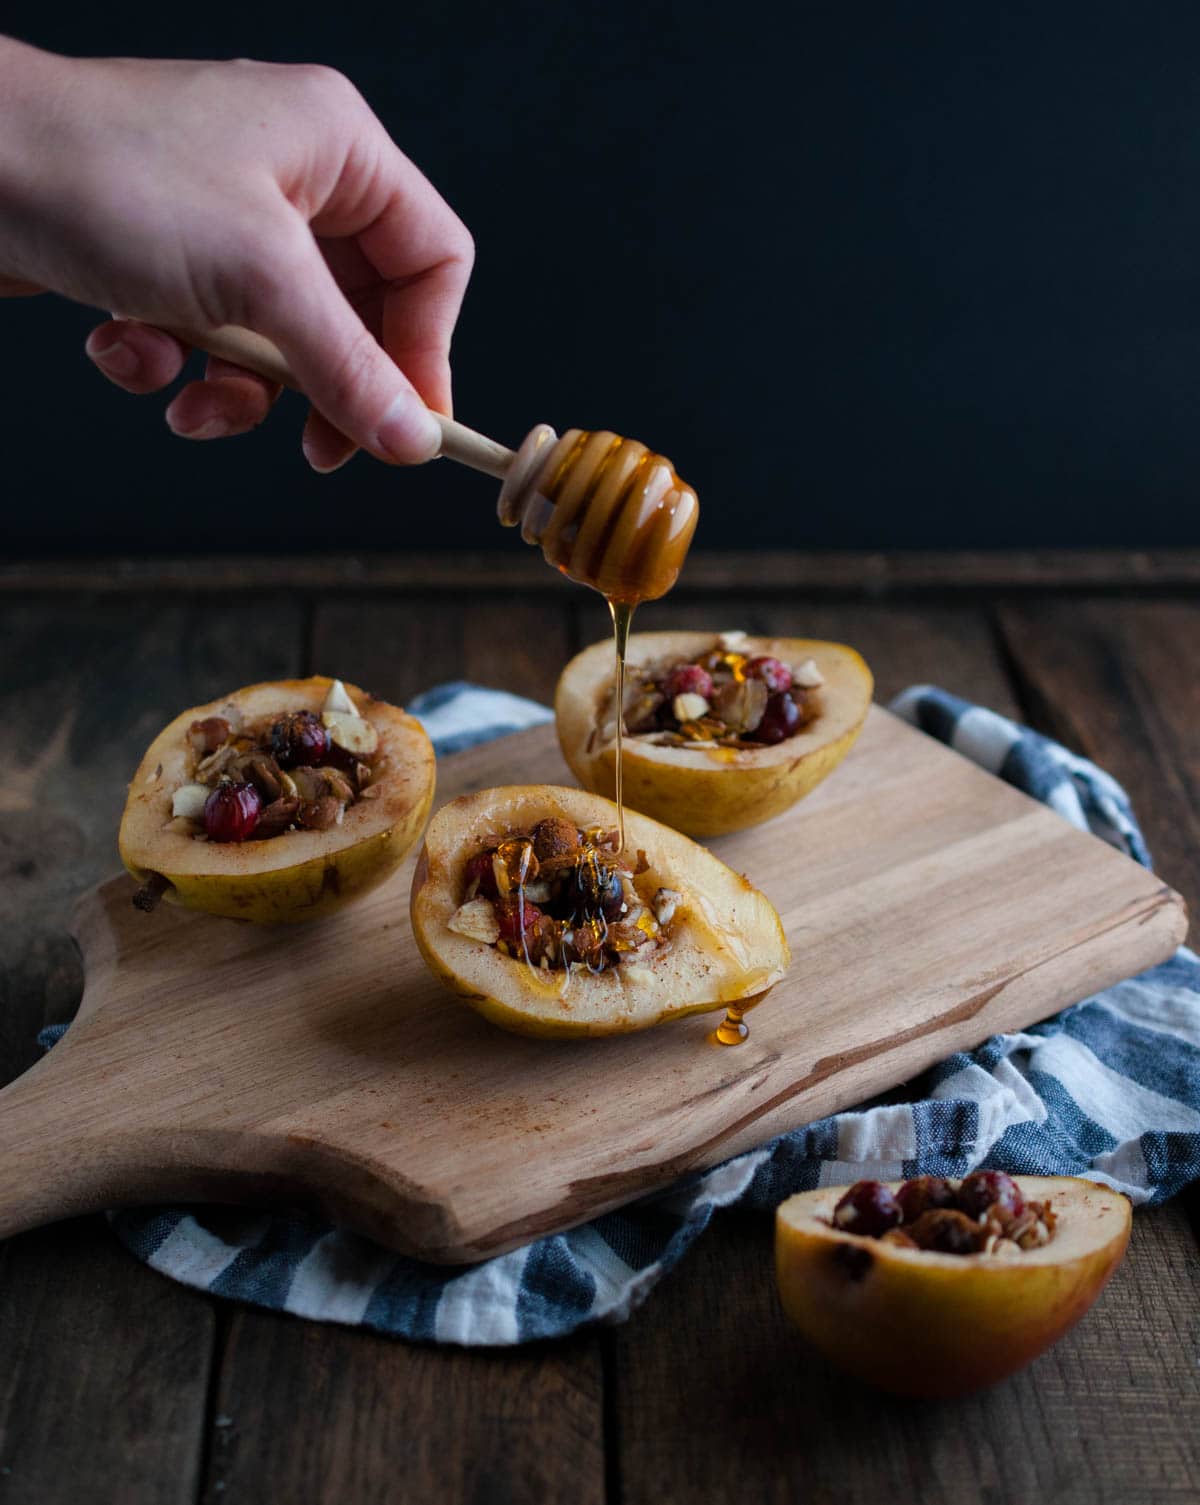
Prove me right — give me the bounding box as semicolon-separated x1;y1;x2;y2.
165;323;516;479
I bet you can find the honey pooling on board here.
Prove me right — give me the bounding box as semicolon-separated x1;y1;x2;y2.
712;1002;749;1047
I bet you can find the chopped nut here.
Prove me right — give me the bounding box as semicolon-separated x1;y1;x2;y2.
255;797;301;837
606;919;654;952
195;743;239;782
244;755;283;803
447;897;502;944
624;686;664;734
711;678;768;734
321;711;379;756
188;716;232;756
172;782;211;820
793;658;825;689
288;766;322;801
297;796;342;831
652;887;682;926
673;691;711;722
321;678;360;717
318;767;356;805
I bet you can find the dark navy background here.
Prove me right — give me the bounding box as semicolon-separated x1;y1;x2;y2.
4;4;1199;553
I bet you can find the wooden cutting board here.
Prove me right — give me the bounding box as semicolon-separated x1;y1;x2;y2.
0;709;1185;1262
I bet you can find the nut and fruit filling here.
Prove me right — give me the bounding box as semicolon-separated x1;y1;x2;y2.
168;685;384;845
829;1172;1057;1257
608;632;826;751
446;817;681;974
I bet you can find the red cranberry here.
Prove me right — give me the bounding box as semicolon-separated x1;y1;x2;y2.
496;897;544;952
957;1170;1025;1221
269;710;330;769
744;655;793;693
753;691;801;744
661;663;713;701
203;782;261;843
897;1175;959;1224
463;851;499;900
907;1208;985;1255
831;1180;902;1238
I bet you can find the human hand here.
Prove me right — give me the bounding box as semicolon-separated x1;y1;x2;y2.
0;39;473;469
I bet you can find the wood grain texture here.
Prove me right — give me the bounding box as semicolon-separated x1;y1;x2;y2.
997;597;1199;942
200;1314;604;1505
312;596;569;705
2;578;1197;1505
0;1220;213;1505
0;596;302;1505
0;710;1182;1261
610;1200;1200;1505
5;549;1200;595
213;598;606;1505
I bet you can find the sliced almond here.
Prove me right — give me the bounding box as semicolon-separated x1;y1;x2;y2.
321;678;360;717
171;783;211;820
289;766;323;802
194;743;239;782
793;658;825;689
321;711;379;757
673;692;710;722
447;897;501;944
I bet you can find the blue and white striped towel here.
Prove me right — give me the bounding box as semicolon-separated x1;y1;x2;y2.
41;684;1200;1345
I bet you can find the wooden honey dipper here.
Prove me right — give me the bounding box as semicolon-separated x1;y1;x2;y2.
172;324;700;604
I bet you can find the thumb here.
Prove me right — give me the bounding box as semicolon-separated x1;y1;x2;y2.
251;230;443;466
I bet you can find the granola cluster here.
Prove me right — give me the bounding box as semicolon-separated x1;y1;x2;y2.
446;817;681;974
612;632;825;751
830;1172;1057;1258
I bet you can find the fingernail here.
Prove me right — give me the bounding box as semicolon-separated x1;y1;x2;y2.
169;415;233;440
374;393;441;463
86;331;139;380
302;434;355;474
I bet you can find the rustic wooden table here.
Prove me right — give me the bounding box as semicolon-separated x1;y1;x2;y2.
1;551;1197;1505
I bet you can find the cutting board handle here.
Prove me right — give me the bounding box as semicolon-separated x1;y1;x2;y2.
0;1057;125;1239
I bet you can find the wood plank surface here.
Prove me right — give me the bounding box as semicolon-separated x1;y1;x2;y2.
996;597;1199;942
0;573;1196;1505
6;548;1200;595
609;590;1200;1505
0;596;303;1505
0;709;1180;1258
200;1315;604;1505
609;1199;1200;1505
208;595;604;1505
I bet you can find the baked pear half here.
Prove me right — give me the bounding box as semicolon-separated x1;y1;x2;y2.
776;1175;1131;1397
410;784;789;1038
555;630;873;837
119;676;435;924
